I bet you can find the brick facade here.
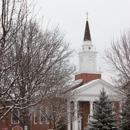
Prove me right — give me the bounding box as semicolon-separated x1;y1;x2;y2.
72;71;119;130
0;113;50;130
79;102;90;130
75;73;101;84
77;101;120;130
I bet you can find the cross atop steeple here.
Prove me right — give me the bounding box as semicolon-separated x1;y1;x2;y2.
83;12;91;41
86;12;88;21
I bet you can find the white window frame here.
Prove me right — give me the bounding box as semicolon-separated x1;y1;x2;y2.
34;111;38;124
46;107;50;124
11;109;19;124
40;110;43;124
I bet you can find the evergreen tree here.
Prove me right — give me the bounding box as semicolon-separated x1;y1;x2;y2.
118;88;130;130
88;88;116;130
57;119;66;130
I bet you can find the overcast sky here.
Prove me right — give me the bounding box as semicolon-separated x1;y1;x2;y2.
33;0;130;82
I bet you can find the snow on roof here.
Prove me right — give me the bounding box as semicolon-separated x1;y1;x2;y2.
73;79;100;91
71;79;83;88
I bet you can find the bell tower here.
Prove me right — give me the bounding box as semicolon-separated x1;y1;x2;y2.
75;13;101;84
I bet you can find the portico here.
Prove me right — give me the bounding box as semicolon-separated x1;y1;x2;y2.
67;79;119;130
68;100;94;130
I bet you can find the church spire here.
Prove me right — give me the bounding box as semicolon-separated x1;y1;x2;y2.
83;12;91;41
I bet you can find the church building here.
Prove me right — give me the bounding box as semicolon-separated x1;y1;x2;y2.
0;13;120;130
67;13;120;130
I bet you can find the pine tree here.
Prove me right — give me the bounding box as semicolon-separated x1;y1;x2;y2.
118;88;130;130
88;88;116;130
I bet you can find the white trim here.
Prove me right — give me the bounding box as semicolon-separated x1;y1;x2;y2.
40;110;43;124
75;71;102;75
11;109;19;124
12;125;23;130
77;79;110;91
89;101;93;115
67;101;71;130
78;116;82;130
46;107;50;124
73;101;78;130
34;111;37;124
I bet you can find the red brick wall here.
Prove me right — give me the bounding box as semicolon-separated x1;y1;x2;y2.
79;101;90;130
0;113;50;130
75;73;101;84
0;112;15;130
31;123;49;130
78;101;120;130
31;114;50;130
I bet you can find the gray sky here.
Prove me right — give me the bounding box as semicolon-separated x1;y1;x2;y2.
33;0;130;82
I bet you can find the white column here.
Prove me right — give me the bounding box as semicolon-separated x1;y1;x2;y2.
119;101;122;113
89;101;93;116
78;116;82;130
73;101;78;130
67;101;71;130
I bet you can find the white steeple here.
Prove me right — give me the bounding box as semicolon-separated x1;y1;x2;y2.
78;13;101;74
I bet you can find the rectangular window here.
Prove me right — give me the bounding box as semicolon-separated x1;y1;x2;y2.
40;110;43;124
46;107;50;124
46;117;49;124
11;109;19;124
34;112;38;124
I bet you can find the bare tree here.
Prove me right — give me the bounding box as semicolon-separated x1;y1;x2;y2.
40;60;76;130
0;0;30;119
103;29;130;129
1;20;74;129
0;1;75;130
103;29;130;90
